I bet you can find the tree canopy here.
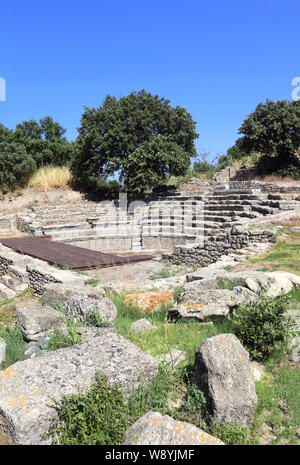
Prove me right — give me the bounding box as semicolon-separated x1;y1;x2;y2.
237;99;300;178
14;117;75;168
238;99;300;160
0;142;36;193
72;90;198;193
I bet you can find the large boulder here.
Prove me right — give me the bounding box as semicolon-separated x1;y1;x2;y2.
41;282;106;307
186;270;300;298
63;295;117;325
123;292;173;312
194;333;257;428
0;328;158;445
169;286;256;322
122;411;224;445
15;301;64;341
41;282;117;325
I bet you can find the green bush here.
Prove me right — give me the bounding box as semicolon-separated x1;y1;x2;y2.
231;294;295;361
50;373;131;445
0;142;36;193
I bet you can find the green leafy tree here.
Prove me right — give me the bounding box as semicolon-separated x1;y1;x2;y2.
124;135;191;193
14;117;75;168
238;99;300;176
72;90;198;193
0;123;14;143
0;142;36;193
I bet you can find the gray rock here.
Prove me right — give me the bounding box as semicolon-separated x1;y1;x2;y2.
159;348;187;371
0;338;6;367
186;270;300;298
15;301;64;341
130;318;157;334
169;287;239;321
41;282;105;308
23;341;43;359
122;411;224;445
63;295;117;325
194;333;257;428
0;328;158;445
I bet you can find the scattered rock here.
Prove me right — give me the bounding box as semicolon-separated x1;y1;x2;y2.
0;328;158;445
23;341;43;359
159;348;188;371
250;361;266;382
169;288;239;321
63;295;117;325
186;270;300;298
15;301;64;341
123;292;173;312
41;282;105;308
194;333;257;428
122;411;224;445
130;318;157;334
0;283;16;300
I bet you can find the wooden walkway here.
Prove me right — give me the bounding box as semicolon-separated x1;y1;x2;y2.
0;237;153;270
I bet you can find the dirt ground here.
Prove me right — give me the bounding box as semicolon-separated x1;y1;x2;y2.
0;187;85;214
84;258;192;292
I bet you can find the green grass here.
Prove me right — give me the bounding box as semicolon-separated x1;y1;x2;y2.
84;277;101;287
110;292;233;364
247;226;300;275
0;326;26;369
288;286;300;304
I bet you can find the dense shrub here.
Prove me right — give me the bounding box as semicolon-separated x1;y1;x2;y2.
231;294;295;361
0;142;36;193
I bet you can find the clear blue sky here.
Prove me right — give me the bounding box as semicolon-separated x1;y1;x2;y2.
1;0;299;160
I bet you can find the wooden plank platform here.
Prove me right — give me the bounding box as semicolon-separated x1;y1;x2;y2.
0;237;153;270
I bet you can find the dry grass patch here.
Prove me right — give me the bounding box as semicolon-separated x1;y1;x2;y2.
28;166;73;191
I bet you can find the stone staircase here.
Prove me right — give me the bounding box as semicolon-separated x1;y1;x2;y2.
2;185;298;254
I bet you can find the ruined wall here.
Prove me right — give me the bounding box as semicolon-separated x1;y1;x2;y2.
163;227;274;267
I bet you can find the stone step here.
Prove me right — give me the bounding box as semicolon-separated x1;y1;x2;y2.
1;275;28;293
0;283;17;300
208;194;260;201
205;205;252;212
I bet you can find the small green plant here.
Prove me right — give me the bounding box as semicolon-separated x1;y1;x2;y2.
149;269;176;280
172;285;185;301
63;314;82;345
222;265;235;272
85;311;109;328
47;328;74;351
84;277;101;287
50;373;131;445
47;314;83;351
209;421;251;445
0;326;26;368
216;277;244;290
184;382;207;414
231;294;296;361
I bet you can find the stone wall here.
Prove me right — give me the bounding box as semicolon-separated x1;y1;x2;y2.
164;227;274;267
230;180;300;194
0;215;16;230
0;246;85;295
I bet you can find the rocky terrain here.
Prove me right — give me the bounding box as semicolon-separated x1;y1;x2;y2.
0;180;299;445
